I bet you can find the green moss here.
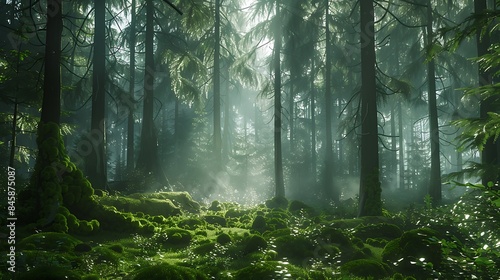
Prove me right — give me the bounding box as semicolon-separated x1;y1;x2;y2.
225;208;249;218
130;192;201;213
209;200;223;211
251;215;266;233
354;223;403;241
244;234;267;254
234;261;308;280
341;259;390;278
192;241;216;255
109;244;124;253
204;215;227;227
74;243;92;252
366;237;389;248
132;263;208;280
274;235;314;262
19;232;81;252
318;227;352;249
214;232;230;245
179;217;206;230
157;228;192;246
288;200;315;215
265;196;288;209
17;265;81;280
381;227;443;277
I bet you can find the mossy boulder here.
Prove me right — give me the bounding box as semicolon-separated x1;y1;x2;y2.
234;261;308;280
317;227;352;249
354;223;403;241
132;263;208;280
265;196;288;209
17;265;82;280
131;192;201;213
244;234;267;254
382;227;443;276
98;195;181;217
288;200;315;215
216;232;232;245
178;217;206;230
274;235;315;262
251;215;267;233
204;215;227;227
341;259;391;278
157;228;193;246
208;200;223;211
19;232;81;252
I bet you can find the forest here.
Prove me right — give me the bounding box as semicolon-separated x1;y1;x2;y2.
0;0;499;279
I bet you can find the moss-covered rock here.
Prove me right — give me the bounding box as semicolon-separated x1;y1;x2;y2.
318;227;352;249
341;259;391;278
98;195;182;217
234;261;308;280
74;243;92;252
288;200;315;215
132;263;208;280
157;228;192;246
251;215;266;233
265;196;288;210
17;265;82;280
354;223;403;241
19;232;81;252
382;227;443;276
274;235;315;262
216;232;232;245
244;234;267;254
179;217;206;230
130;192;201;213
204;215;227;227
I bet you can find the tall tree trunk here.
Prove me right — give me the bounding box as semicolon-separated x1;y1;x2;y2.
310;59;317;184
136;0;168;187
40;0;62;125
426;0;441;204
86;0;107;189
127;0;137;172
398;102;405;189
358;0;382;216
213;0;222;170
274;1;285;198
476;0;497;185
324;0;338;202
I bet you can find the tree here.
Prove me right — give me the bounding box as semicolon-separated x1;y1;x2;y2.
426;0;442;204
136;0;167;186
127;0;137;172
40;0;63;126
323;0;338;202
85;0;107;189
273;0;285;198
358;0;382;217
475;0;497;185
213;0;222;171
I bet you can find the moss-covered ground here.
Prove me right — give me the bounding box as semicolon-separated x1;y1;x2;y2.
1;192;499;279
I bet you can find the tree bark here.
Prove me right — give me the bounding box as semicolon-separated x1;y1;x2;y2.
86;0;107;189
40;0;62;125
136;0;168;187
324;0;337;202
274;1;285;198
426;0;441;204
213;0;222;170
475;0;497;185
127;0;137;172
358;0;382;217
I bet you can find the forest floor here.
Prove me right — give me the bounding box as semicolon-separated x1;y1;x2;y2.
1;189;499;280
